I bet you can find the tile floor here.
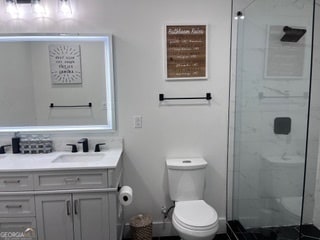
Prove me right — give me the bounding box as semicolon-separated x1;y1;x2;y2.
124;233;229;240
228;220;320;240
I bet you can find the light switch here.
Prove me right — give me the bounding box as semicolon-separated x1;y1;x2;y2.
133;115;142;128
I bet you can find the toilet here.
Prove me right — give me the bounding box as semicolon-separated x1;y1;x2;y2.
166;158;219;240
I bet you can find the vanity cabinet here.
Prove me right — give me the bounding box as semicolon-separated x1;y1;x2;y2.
0;194;37;239
36;194;73;240
0;217;37;238
0;195;35;217
0;156;123;240
36;193;108;240
0;173;33;191
33;171;108;190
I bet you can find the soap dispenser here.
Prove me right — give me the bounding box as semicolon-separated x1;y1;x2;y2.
12;132;20;154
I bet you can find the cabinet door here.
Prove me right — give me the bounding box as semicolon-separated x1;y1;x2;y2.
73;193;109;240
35;194;73;240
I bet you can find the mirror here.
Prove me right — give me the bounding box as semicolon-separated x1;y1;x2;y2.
0;34;115;132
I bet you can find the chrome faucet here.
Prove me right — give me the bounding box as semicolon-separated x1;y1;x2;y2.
78;138;89;152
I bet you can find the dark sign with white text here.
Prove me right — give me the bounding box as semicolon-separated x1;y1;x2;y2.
166;25;207;79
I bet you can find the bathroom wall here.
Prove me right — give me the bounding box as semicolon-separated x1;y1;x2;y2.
0;41;107;126
30;41;107;126
0;0;232;235
232;0;316;228
0;42;36;126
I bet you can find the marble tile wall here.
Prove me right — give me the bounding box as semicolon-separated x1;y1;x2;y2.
310;3;320;228
232;0;317;229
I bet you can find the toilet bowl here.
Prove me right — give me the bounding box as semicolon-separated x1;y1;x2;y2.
166;158;219;240
172;200;219;240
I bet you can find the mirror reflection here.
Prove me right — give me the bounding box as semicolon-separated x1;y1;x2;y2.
0;34;114;132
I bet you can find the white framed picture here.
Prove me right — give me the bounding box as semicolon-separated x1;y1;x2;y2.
49;44;82;85
164;24;208;80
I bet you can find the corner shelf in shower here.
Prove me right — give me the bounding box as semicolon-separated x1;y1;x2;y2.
258;92;308;100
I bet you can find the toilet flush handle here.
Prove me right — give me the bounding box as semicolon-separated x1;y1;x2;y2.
182;160;192;163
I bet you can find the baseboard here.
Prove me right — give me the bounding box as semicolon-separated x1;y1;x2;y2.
119;223;125;240
123;220;177;238
218;218;227;233
123;217;226;238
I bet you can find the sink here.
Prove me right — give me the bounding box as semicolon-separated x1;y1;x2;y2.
0;155;7;160
52;153;105;163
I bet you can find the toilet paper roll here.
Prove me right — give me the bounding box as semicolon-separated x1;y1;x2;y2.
119;186;133;206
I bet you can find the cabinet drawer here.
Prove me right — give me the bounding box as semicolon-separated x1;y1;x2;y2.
0;174;33;191
34;171;108;190
0;217;37;240
0;195;35;217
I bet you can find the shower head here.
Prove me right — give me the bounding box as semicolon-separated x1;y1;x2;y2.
281;26;306;43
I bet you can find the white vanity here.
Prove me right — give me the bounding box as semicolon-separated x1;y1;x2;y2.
0;142;123;240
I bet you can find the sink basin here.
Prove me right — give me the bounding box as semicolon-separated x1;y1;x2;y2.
52;153;105;163
0;155;7;160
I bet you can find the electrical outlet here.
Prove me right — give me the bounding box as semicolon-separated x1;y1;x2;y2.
101;101;107;110
133;115;142;128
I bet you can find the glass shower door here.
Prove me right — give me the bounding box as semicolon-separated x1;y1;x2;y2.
230;0;314;237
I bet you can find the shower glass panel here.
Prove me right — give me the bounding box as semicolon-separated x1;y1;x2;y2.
230;0;314;236
303;1;320;231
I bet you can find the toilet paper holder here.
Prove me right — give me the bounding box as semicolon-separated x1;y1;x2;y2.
118;185;133;206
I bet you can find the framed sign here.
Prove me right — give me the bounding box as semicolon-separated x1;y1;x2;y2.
165;24;207;80
49;44;82;85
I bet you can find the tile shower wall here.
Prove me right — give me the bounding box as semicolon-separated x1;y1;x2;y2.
233;0;315;228
310;2;320;228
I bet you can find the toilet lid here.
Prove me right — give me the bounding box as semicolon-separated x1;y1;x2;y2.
174;200;218;231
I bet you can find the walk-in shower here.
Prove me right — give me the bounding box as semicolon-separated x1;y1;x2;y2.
227;0;320;239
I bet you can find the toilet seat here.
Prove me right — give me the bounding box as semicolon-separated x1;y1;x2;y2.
173;200;218;231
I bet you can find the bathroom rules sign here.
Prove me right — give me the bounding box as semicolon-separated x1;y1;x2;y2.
165;25;207;80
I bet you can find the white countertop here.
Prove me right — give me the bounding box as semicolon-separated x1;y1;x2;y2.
0;148;123;172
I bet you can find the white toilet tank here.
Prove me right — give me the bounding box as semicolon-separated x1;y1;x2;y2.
166;158;208;201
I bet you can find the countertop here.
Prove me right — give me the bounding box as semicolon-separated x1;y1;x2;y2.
0;148;123;172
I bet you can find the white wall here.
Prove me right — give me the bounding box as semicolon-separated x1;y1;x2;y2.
30;41;107;126
0;41;107;126
0;0;232;235
0;42;36;126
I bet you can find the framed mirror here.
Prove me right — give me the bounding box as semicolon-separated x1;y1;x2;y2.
0;34;115;132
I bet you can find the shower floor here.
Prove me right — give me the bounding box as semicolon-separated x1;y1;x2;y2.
227;220;320;240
